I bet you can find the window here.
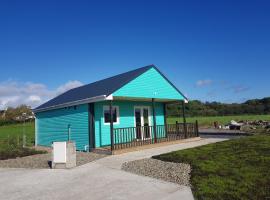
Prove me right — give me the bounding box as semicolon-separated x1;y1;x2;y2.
103;106;119;124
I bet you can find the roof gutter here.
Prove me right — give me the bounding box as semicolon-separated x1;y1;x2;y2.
33;95;109;113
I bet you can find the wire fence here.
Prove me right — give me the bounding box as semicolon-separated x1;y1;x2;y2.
0;135;35;150
0;134;41;160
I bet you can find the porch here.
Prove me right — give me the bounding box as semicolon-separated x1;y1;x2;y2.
113;122;199;151
103;97;199;153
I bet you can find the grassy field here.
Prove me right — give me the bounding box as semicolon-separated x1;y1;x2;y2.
0;122;35;149
0;122;45;160
0;114;269;139
0;122;34;139
168;114;270;127
153;135;270;200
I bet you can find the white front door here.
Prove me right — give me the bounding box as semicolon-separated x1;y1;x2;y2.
134;107;151;140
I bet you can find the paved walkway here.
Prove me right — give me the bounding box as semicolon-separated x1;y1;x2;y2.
0;136;230;200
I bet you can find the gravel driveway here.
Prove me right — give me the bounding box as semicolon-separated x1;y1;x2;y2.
0;152;107;168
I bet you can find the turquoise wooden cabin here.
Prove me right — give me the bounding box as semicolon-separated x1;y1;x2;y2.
34;65;198;152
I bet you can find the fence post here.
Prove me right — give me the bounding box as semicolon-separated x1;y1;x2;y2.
195;120;199;137
110;100;114;152
176;121;179;136
152;98;157;143
23;134;26;147
163;103;168;139
181;101;187;139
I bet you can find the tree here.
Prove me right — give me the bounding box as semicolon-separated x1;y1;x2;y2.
166;97;270;117
3;105;32;121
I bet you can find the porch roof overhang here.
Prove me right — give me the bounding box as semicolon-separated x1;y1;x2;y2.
33;95;109;113
33;94;188;113
112;96;188;103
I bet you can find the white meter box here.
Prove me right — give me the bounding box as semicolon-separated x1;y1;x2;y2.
53;142;66;163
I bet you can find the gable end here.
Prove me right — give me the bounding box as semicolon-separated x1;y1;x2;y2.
112;66;187;100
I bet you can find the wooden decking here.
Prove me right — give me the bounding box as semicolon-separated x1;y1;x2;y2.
92;136;202;155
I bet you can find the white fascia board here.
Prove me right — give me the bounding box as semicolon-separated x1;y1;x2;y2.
105;94;113;100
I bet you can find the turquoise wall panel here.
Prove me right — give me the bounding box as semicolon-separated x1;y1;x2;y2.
113;67;184;100
36;104;89;151
94;101;165;147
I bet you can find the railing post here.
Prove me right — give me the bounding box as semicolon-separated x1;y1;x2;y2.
152;98;157;143
195;120;199;137
176;121;179;136
181;100;187;138
110;100;114;151
163;103;168;138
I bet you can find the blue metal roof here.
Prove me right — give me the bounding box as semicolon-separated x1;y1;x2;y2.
34;65;153;112
34;64;187;112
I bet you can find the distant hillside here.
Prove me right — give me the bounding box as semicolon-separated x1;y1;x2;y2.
167;97;270;117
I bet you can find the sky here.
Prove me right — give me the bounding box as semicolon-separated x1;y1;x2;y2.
0;0;270;109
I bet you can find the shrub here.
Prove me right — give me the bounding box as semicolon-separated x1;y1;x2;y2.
0;147;46;160
0;136;46;160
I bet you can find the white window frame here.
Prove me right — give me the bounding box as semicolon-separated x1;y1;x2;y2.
103;105;120;125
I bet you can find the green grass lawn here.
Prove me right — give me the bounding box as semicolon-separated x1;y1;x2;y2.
0;122;35;150
0;122;34;139
0;122;46;160
153;135;270;200
168;114;270;127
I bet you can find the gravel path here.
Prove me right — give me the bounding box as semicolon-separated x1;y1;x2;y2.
122;158;191;186
0;152;107;169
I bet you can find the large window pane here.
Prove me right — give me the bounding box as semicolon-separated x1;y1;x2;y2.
104;107;117;123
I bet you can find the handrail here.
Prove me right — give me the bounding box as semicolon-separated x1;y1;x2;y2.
112;122;198;150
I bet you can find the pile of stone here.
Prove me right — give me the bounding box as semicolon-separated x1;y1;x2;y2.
220;120;270;132
243;120;269;126
240;120;269;130
122;158;191;186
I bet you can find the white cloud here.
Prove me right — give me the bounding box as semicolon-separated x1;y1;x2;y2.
28;95;41;102
196;79;213;87
231;85;250;93
0;80;83;110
